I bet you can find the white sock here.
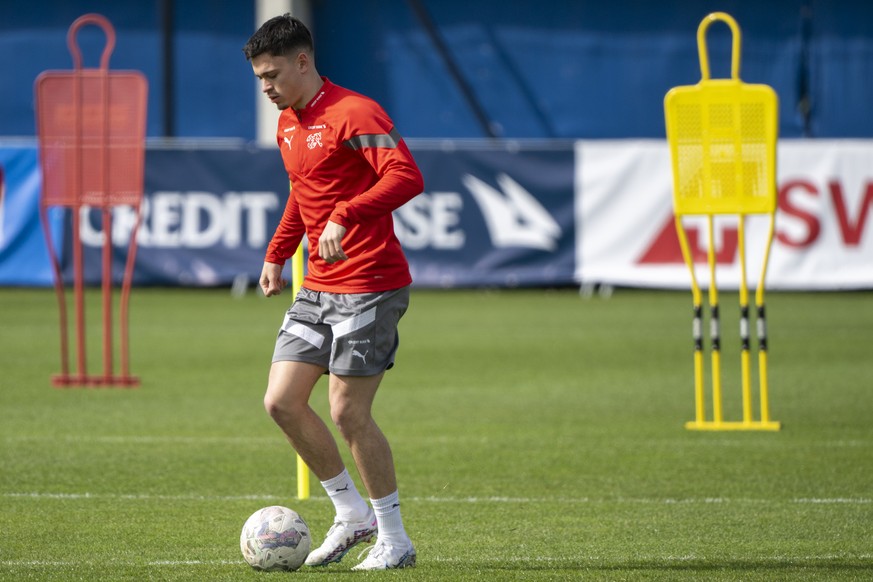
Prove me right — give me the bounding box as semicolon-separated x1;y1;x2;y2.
320;468;370;523
371;491;409;545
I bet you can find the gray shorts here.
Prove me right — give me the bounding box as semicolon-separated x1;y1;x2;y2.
272;286;410;376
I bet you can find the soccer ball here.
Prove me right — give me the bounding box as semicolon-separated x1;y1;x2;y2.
240;506;311;571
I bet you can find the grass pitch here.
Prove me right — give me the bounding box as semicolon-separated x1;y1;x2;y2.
1;287;871;580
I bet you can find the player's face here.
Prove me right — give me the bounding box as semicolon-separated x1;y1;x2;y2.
251;52;305;110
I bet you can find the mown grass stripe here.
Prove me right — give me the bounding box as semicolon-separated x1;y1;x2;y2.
3;554;872;568
3;492;871;504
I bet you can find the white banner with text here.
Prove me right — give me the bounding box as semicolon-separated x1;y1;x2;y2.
576;140;873;290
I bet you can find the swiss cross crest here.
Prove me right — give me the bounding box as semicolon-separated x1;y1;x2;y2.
306;132;323;149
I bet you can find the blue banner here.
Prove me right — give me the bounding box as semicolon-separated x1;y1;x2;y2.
399;145;576;287
68;148;289;286
0;146;63;286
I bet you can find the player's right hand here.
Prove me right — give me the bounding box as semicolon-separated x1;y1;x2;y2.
318;220;348;264
260;262;286;297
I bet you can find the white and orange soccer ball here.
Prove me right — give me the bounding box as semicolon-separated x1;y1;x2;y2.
240;506;311;571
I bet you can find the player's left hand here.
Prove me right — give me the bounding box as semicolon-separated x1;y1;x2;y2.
318;220;348;264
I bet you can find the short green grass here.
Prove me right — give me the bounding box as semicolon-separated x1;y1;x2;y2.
1;287;871;580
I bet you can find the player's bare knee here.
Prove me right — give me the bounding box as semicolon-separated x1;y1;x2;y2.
263;392;283;420
330;403;370;442
263;391;300;423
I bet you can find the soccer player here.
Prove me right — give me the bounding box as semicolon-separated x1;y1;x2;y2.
243;14;423;571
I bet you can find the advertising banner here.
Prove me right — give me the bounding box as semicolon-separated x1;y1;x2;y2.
576;140;873;290
399;144;576;287
67;144;578;288
0;145;63;286
67;148;288;286
1;140;870;290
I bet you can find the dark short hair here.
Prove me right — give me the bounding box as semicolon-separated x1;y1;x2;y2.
243;13;314;60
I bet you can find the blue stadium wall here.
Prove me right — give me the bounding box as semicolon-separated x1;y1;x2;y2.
2;0;873;140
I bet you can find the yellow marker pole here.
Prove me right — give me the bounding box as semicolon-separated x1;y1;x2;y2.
665;12;781;430
706;215;723;426
674;216;706;429
291;244;311;500
756;214;779;429
738;215;753;425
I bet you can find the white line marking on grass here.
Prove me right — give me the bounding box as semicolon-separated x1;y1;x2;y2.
5;435;276;445
148;560;242;566
4;492;872;505
415;495;591;504
0;560;244;568
794;498;873;504
0;561;80;567
1;492;299;504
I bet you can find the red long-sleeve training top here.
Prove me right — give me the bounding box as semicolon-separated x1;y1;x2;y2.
264;78;424;293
